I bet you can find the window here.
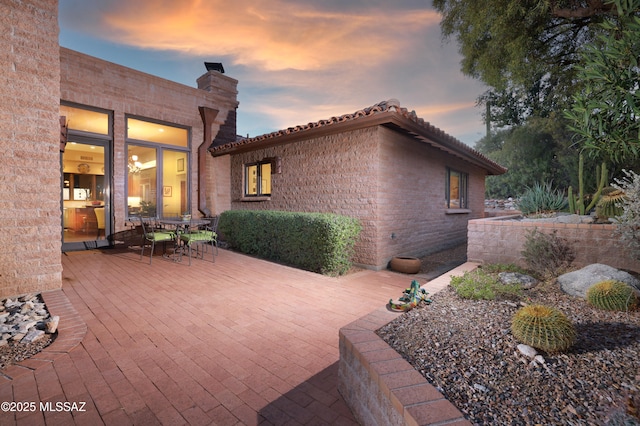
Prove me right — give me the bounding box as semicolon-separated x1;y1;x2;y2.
245;161;272;196
126;117;190;217
446;168;468;209
60;104;110;135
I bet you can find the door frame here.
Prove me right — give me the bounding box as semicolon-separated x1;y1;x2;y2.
61;136;113;252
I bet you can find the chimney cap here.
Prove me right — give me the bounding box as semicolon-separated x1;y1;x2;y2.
204;62;225;73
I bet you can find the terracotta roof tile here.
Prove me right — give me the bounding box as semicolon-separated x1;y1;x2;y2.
210;99;506;175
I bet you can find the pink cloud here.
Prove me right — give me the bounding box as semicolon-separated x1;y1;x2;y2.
92;1;440;71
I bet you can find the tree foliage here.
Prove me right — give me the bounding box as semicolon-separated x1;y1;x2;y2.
476;116;584;198
564;0;640;165
477;114;640;198
433;0;627;127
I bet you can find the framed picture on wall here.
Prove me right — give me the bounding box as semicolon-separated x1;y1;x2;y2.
177;158;184;172
163;186;172;197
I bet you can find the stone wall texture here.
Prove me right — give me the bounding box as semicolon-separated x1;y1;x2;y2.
230;126;487;269
60;48;238;234
0;0;62;298
468;216;639;273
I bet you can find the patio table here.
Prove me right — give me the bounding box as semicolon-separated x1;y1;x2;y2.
158;217;211;263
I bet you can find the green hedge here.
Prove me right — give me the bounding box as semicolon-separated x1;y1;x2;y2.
218;210;362;276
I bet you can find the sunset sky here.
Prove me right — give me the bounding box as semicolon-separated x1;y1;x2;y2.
58;0;488;145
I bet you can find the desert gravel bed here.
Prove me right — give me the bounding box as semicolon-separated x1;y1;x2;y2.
0;337;52;370
378;282;640;425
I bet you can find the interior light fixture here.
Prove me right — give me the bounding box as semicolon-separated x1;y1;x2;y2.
128;154;142;174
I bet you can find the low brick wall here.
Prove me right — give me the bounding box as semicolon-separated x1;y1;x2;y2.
468;215;639;273
338;263;477;426
338;311;471;426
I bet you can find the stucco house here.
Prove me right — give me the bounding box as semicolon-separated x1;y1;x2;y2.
209;100;506;270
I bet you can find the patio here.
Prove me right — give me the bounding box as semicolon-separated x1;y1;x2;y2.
0;248;431;425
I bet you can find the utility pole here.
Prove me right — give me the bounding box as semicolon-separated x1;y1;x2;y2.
486;102;491;137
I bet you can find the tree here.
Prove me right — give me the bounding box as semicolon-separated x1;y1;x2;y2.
477;116;572;198
564;0;640;165
433;0;630;126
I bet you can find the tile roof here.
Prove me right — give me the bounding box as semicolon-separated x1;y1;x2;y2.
210;99;507;175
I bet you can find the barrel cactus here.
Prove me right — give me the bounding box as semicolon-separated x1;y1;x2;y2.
587;280;638;312
595;187;625;221
511;305;576;353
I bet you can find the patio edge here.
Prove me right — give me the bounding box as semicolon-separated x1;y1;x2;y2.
0;289;86;381
338;262;478;426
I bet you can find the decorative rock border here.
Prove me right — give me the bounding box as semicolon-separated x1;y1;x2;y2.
0;290;87;381
338;263;478;426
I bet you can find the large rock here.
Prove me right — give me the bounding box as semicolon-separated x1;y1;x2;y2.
557;264;640;298
499;272;538;289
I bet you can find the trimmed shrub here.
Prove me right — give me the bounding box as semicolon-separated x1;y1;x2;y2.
218;210;361;276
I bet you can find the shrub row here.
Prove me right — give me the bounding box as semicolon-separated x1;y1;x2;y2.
218;210;362;276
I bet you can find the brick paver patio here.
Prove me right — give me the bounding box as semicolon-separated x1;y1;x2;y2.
0;248;429;425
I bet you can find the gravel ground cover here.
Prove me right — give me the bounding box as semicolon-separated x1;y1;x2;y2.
0;337;52;370
0;294;54;370
378;275;640;425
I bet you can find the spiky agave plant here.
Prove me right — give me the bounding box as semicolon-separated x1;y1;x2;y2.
511;305;576;353
587;280;638;312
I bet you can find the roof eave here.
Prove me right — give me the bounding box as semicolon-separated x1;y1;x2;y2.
381;115;507;175
210;109;507;175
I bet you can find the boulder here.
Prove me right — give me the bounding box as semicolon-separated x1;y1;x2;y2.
557;264;640;298
499;272;539;289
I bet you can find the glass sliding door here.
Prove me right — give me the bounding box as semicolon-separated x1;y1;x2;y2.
61;140;111;250
60;102;112;252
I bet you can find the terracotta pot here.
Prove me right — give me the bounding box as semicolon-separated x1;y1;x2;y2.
390;256;421;274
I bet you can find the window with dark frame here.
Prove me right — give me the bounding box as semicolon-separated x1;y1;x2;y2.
244;161;272;196
446;168;468;209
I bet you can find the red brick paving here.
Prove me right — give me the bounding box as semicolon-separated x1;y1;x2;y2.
0;249;415;425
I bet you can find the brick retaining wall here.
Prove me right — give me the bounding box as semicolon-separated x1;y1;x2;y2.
468;215;639;273
338;263;477;426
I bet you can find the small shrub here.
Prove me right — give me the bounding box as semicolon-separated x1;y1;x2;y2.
517;182;567;215
218;210;361;276
521;229;575;278
480;263;529;274
587;280;638;312
450;268;522;300
611;170;640;261
511;304;576;353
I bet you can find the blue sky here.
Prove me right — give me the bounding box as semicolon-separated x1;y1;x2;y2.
58;0;488;146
